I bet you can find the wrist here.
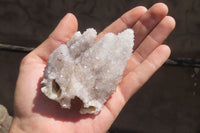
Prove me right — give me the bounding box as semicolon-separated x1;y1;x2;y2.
9;117;27;133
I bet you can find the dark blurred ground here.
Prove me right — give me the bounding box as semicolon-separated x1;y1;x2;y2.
0;0;200;132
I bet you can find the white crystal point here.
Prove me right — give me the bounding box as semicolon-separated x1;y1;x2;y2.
41;28;134;114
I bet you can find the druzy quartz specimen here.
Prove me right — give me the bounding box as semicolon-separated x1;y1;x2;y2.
41;28;134;114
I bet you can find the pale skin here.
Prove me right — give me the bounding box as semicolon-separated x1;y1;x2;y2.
9;3;175;133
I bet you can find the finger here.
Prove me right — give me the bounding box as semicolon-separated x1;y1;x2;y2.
120;45;171;101
97;6;147;40
124;16;175;76
104;45;170;117
133;3;168;49
33;13;78;62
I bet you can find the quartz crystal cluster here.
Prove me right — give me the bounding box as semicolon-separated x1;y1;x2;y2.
41;28;134;114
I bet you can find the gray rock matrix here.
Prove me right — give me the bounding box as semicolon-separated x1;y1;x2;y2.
41;28;134;114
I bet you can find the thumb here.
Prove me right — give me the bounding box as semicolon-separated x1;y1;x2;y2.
33;13;78;62
50;13;78;43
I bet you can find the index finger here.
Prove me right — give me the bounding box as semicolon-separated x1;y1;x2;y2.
97;6;147;39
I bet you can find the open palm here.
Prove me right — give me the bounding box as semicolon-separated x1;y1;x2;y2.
10;3;175;133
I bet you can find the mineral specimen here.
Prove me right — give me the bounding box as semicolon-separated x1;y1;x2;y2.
41;28;134;114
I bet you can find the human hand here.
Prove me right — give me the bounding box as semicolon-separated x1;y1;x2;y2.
9;3;175;133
